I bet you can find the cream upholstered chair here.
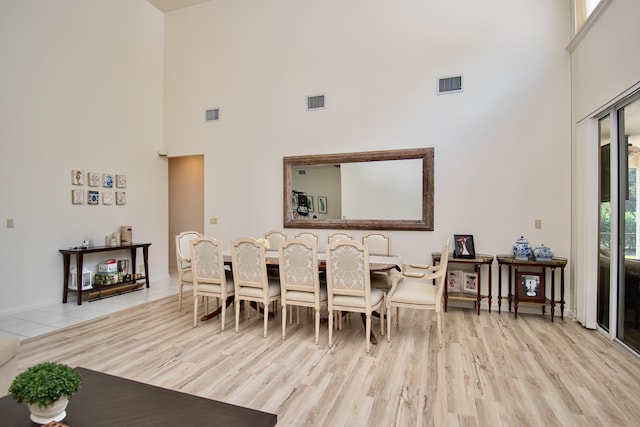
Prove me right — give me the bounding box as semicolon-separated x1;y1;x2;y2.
278;239;327;344
190;236;234;331
386;238;450;348
231;237;281;338
175;231;202;310
295;231;320;248
362;233;393;290
264;230;288;252
327;232;353;244
326;240;385;353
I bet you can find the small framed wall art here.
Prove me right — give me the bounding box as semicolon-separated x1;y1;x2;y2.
103;174;114;188
88;172;100;187
72;170;84;185
88;190;100;205
72;190;85;204
116;191;126;205
317;196;327;214
103;191;113;205
116;174;126;188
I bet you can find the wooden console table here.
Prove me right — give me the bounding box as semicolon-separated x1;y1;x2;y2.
60;243;151;305
432;252;494;315
496;254;567;321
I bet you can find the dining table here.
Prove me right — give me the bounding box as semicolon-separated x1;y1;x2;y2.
201;251;403;345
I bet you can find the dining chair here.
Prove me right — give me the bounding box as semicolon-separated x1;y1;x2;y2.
278;239;327;344
386;238;450;348
264;230;288;252
190;236;234;331
327;232;353;244
325;240;385;353
362;233;393;290
175;231;202;311
294;232;320;248
231;237;281;338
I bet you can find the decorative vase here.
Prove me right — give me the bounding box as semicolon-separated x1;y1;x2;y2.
513;236;532;260
28;396;69;424
534;244;553;261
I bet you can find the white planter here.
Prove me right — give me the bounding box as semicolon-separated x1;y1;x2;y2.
27;396;69;424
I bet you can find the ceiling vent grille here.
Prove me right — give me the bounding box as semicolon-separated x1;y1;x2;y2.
205;108;219;122
437;75;463;95
307;95;325;110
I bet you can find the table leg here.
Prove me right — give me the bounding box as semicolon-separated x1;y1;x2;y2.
475;264;481;315
513;265;518;319
76;253;84;305
498;264;502;314
143;245;150;288
131;248;137;282
550;267;556;322
488;263;492;313
560;267;565;320
62;254;70;303
508;265;513;313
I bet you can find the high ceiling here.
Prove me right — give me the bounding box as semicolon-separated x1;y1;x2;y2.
146;0;209;13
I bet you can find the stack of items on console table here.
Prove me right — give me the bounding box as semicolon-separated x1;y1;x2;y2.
93;259;121;286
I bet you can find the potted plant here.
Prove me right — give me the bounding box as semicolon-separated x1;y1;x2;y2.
8;362;82;424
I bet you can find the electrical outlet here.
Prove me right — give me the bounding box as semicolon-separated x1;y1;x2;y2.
535;218;542;229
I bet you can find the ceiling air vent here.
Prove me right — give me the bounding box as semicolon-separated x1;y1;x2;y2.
307;95;325;111
205;108;219;122
437;75;463;95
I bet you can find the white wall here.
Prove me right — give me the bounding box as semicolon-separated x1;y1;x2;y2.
571;0;640;325
0;0;167;314
164;0;572;310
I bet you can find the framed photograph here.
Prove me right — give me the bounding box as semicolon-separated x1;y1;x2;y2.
463;272;478;294
88;172;100;187
447;270;463;293
72;170;84;185
453;234;476;259
517;271;545;303
116;174;126;188
318;196;327;214
116;191;126;205
306;195;314;212
72;190;85;204
87;190;100;205
102;174;114;188
102;191;113;205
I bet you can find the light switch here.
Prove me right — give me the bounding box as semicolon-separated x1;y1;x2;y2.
6;218;14;228
209;217;218;224
535;218;542;229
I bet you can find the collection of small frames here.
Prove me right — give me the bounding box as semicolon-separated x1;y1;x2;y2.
71;170;126;206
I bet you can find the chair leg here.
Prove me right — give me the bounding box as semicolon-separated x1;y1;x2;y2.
365;314;372;353
437;311;443;348
386;306;391;342
178;283;183;311
282;305;287;340
314;308;320;345
263;302;268;338
193;293;198;327
328;310;334;347
221;299;226;331
235;299;241;332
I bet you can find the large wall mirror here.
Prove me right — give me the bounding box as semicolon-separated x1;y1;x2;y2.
283;147;434;231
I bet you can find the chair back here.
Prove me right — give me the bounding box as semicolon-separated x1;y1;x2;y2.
190;236;227;289
264;230;288;251
362;233;392;256
295;232;320;247
231;237;269;292
327;232;353;244
175;231;202;271
326;240;372;303
279;239;321;305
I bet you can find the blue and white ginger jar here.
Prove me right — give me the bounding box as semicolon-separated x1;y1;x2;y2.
534;244;553;261
513;236;532;260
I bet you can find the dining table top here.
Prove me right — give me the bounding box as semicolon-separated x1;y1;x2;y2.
223;251;403;272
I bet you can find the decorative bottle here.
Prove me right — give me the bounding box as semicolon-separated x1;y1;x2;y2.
513;236;532;260
533;244;553;261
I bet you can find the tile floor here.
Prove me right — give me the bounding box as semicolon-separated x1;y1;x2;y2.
0;275;178;340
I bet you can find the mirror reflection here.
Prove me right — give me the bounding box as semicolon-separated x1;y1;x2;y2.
283;148;434;231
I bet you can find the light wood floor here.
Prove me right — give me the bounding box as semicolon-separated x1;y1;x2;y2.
15;295;640;426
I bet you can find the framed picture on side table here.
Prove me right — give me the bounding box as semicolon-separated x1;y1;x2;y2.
463;272;478;294
447;270;463;293
516;271;545;303
453;234;475;259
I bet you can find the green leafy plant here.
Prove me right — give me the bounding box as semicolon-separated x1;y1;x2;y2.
9;362;81;408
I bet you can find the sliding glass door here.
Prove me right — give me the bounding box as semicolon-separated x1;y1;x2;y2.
598;96;640;353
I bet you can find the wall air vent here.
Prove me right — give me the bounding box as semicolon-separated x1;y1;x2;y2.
437;75;463;95
205;108;219;122
307;95;325;110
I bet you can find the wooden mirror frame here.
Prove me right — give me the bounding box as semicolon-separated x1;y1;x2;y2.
283;147;434;231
